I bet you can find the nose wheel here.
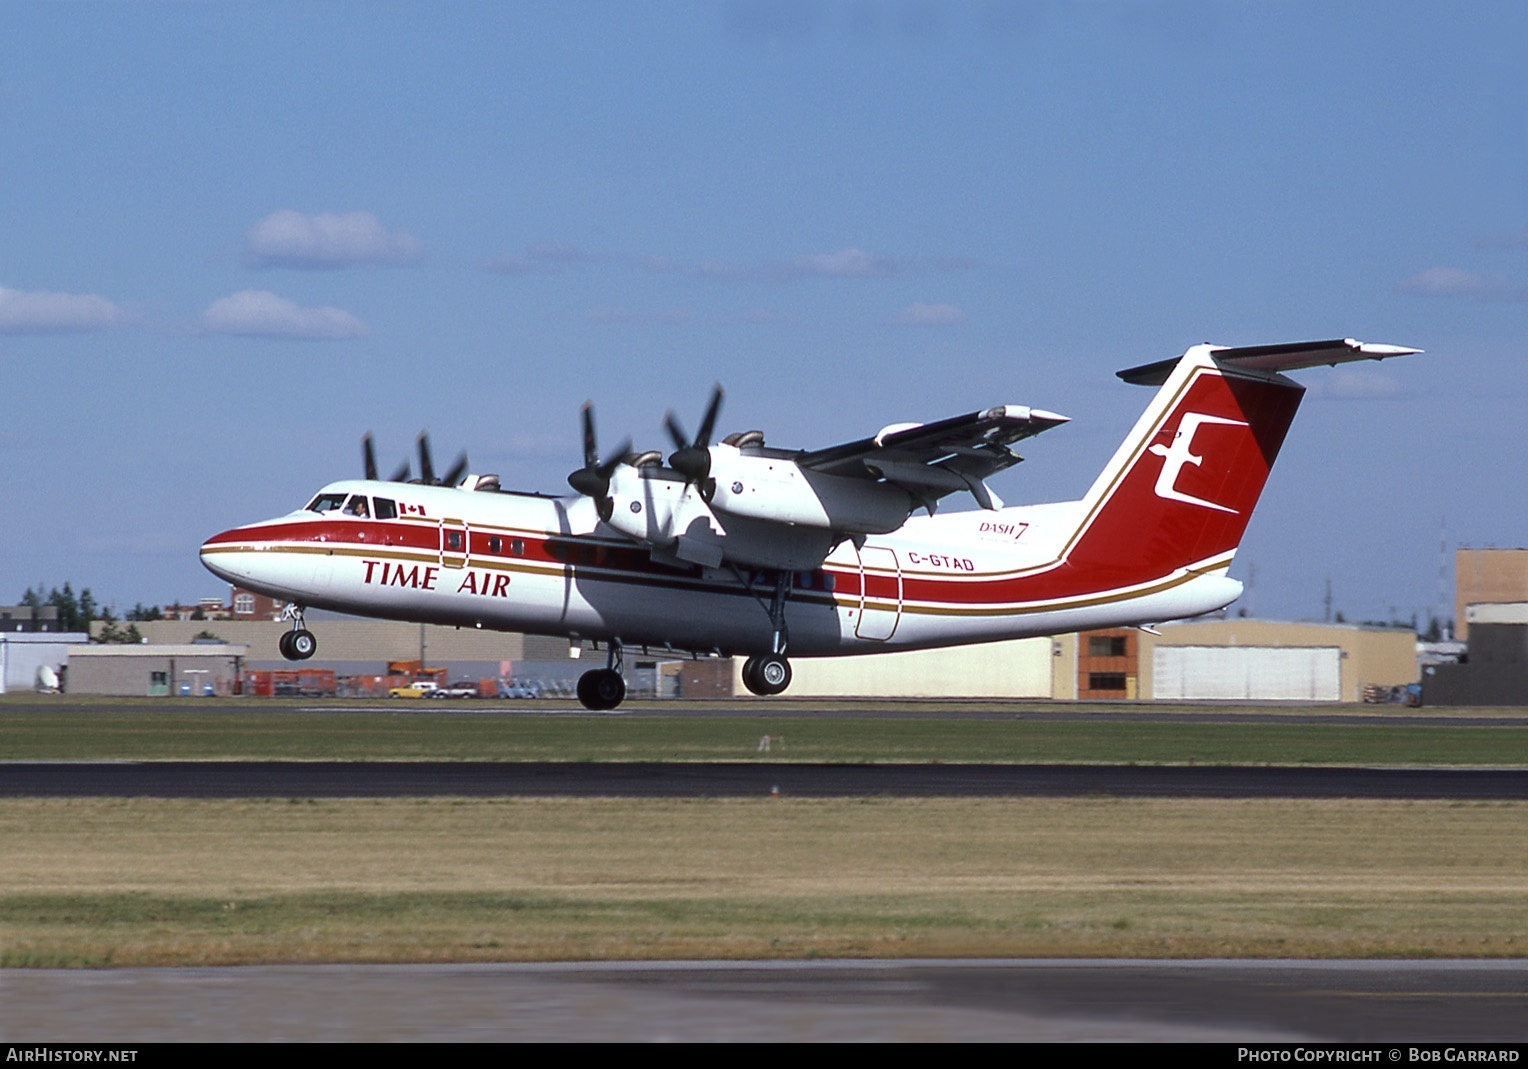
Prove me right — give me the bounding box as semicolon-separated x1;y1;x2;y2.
278;628;317;661
742;653;791;696
278;606;317;661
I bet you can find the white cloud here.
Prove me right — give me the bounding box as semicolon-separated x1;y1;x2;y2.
784;247;903;279
0;285;121;333
244;210;425;268
891;301;966;326
202;290;369;340
1395;266;1528;301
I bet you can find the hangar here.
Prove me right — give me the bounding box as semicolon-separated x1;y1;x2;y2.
1138;620;1417;703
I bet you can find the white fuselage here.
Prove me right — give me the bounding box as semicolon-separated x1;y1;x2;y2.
200;478;1241;658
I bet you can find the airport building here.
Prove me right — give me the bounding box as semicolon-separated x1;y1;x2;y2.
1423;548;1528;705
59;611;1425;703
759;620;1417;703
0;632;88;694
67;643;252;697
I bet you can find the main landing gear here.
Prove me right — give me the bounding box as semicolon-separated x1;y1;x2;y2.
278;605;317;662
741;653;791;696
576;640;627;711
738;568;794;698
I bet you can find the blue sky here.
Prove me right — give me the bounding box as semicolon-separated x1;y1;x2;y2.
2;1;1523;625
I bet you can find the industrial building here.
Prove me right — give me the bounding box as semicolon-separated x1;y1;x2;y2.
759;620;1417;703
68;643;252;697
53;610;1426;703
1424;549;1528;705
0;632;88;694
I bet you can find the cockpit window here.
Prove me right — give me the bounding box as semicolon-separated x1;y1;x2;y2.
373;497;397;520
307;492;348;513
342;495;370;518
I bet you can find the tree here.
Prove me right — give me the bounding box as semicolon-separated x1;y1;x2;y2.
95;622;144;645
19;582;105;633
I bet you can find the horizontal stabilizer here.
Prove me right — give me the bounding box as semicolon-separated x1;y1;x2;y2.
1117;338;1421;387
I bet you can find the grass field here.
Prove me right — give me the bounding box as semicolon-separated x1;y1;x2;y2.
3;705;1527;765
3;796;1524;966
3;702;1525;966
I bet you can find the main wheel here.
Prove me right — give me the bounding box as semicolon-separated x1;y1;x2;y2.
755;653;791;695
742;654;791;696
741;656;764;696
278;631;298;661
290;629;317;660
577;668;626;711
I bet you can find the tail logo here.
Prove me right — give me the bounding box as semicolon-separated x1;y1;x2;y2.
1147;412;1248;514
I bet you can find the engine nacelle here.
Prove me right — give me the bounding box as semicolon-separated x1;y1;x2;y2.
706;448;912;534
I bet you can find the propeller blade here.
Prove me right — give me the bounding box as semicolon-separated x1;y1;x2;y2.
598;438;632;478
417;432;435;485
664;411;688;453
695;383;724;447
441;451;470;488
362;434;378;481
667;385;725;483
389;460;411;483
580;403;599;469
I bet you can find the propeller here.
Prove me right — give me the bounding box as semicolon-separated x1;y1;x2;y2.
362;433;468;486
566;402;630;522
664;383;724;500
415;432;470;487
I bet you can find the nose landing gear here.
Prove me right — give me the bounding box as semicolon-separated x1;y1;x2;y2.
278;605;317;661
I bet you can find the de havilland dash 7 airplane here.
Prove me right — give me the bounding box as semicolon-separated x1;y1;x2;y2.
201;338;1417;710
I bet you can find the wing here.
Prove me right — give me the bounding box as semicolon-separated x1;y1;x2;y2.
795;404;1069;511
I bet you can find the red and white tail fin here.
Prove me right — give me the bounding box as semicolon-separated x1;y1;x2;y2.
1063;339;1418;586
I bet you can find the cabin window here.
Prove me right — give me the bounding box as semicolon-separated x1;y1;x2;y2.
488;536;502;554
307;492;348;513
446;531;463;551
373;497;397;520
510;538;525;557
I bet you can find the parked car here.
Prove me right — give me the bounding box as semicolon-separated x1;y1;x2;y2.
429;680;482;699
388;681;438;699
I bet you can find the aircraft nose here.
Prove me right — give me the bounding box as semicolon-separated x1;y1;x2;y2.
199;528;247;584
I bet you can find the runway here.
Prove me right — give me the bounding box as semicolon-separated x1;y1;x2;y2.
6;760;1528;798
6;960;1526;1042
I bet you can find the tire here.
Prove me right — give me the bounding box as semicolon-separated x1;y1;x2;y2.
278;631;298;661
741;656;766;696
577;669;626;711
741;654;791;696
290;629;317;660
